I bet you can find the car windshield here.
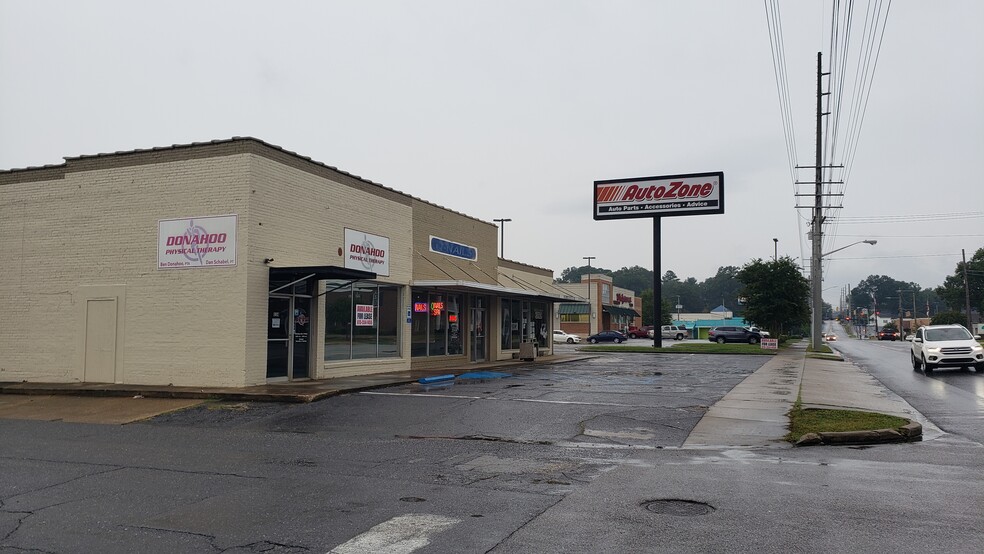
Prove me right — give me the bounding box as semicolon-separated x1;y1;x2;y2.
925;328;974;341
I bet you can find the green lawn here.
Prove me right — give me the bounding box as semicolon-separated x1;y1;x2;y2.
785;401;910;442
578;343;777;355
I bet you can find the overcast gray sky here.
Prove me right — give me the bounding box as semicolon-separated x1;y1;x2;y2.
2;1;982;308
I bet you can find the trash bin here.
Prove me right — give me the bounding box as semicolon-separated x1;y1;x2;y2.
519;342;538;361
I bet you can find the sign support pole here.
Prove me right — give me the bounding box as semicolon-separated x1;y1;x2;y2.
653;217;663;348
593;171;724;351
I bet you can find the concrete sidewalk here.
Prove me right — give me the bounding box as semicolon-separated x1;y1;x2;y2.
683;341;940;448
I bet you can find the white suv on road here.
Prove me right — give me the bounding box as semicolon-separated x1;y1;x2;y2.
910;324;984;373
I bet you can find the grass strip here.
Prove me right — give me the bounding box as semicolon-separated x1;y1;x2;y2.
785;400;909;443
578;343;777;355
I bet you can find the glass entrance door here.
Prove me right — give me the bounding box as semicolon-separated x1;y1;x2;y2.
267;296;291;379
470;307;486;362
267;295;312;380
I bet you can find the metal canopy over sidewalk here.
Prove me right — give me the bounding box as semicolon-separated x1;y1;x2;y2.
411;279;575;303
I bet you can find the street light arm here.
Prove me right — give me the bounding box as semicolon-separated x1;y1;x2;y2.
821;239;877;258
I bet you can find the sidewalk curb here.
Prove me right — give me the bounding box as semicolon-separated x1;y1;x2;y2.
0;354;600;404
794;421;923;447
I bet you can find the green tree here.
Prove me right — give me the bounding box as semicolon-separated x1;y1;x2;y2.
611;265;654;293
931;311;968;325
640;289;653;326
935;247;984;316
850;275;923;316
639;290;673;326
736;256;810;336
698;266;742;314
556;265;613;284
661;298;673;325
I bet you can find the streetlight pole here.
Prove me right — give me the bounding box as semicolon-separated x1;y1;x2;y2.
493;218;511;259
814;240;877;348
773;238;778;262
583;256;595;335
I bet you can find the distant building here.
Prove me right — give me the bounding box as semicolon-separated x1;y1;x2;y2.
553;274;641;336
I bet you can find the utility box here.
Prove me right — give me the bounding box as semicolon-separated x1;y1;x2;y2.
519;342;538;361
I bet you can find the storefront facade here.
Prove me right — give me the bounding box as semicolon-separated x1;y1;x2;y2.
554;274;641;336
0;138;572;387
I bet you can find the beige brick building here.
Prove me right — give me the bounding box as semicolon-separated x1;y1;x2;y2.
0;138;575;388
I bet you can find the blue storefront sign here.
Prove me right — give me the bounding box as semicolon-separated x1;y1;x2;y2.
429;235;478;261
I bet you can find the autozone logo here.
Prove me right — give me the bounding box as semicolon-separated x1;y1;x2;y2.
596;181;715;203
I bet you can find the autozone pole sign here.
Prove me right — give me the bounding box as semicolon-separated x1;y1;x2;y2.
593;171;724;220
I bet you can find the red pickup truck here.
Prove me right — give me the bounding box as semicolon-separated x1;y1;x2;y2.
626;326;653;339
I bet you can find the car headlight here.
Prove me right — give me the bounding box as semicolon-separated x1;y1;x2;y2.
925;347;942;353
972;345;984;353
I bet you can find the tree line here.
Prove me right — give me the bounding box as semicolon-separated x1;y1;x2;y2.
556;245;983;335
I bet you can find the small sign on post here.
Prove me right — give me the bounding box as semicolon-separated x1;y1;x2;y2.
761;338;779;350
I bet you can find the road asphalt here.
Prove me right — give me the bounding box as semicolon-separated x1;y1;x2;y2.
0;340;939;445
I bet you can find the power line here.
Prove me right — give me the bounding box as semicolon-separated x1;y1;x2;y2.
832;212;984;224
836;233;984;238
828;253;968;260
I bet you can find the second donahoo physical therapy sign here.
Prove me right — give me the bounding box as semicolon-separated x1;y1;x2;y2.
593;171;724;220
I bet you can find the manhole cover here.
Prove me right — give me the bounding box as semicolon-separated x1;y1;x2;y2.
643;499;715;516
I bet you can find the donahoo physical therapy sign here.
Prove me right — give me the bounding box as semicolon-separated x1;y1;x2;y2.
344;228;391;277
158;215;238;269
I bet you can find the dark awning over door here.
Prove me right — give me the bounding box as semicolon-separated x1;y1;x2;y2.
269;265;376;282
269;266;376;293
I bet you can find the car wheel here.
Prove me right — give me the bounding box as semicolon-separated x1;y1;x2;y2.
716;337;726;344
567;338;574;344
614;338;622;344
921;355;934;373
675;334;683;340
589;338;598;344
976;363;984;374
748;336;759;345
910;352;920;371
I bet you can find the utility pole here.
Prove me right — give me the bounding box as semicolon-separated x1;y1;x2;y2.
963;248;973;331
583;256;595;336
810;51;825;350
896;290;904;336
493;218;511;258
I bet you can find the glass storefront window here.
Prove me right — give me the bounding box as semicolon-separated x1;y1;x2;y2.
411;291;428;357
560;314;588;323
324;281;400;361
428;293;446;356
531;302;547;347
412;291;463;358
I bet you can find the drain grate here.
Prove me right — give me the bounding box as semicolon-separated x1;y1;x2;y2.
642;499;715;516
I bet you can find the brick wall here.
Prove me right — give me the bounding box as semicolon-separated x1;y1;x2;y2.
0;155;251;386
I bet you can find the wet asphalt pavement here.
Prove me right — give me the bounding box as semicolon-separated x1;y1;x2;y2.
143;352;768;448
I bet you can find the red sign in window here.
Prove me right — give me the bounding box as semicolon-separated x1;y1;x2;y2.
413;302;428;313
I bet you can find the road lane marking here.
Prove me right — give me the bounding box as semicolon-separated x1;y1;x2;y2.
359;391;650;408
328;514;459;554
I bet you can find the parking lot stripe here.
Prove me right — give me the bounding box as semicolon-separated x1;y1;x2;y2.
328;513;459;554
